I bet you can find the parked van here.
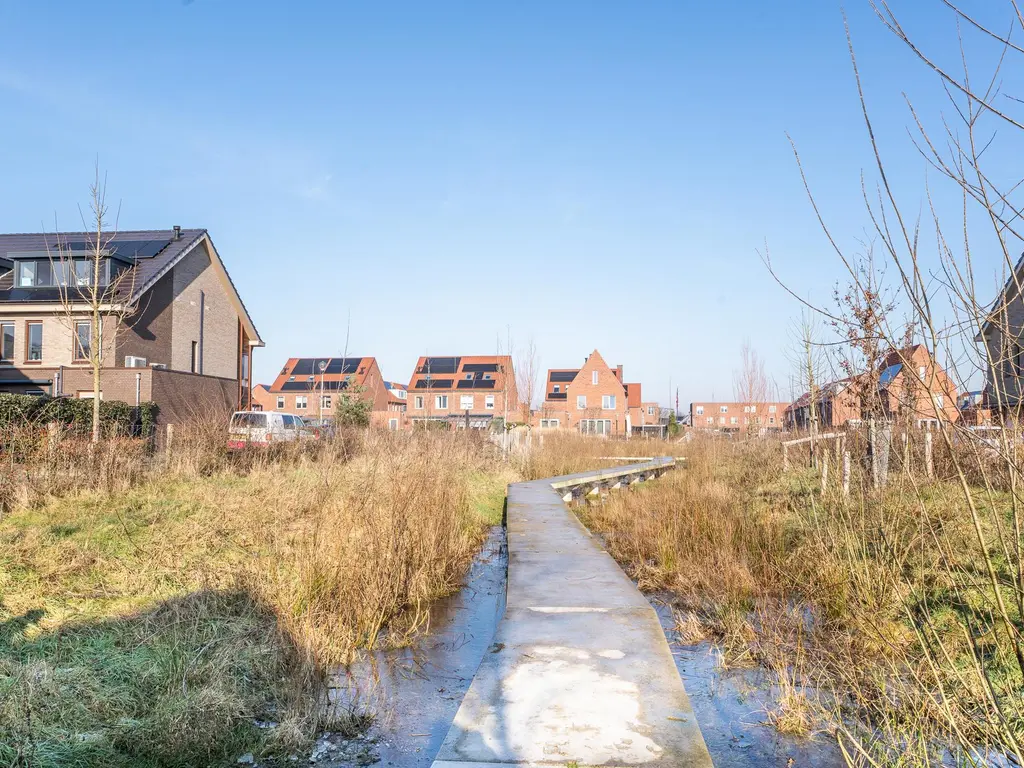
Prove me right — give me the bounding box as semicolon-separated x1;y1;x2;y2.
228;411;303;449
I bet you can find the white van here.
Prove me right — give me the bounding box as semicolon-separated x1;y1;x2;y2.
228;411;303;449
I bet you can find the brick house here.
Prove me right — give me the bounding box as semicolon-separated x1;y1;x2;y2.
0;228;262;425
785;377;862;430
689;400;788;434
537;350;630;435
876;345;959;426
253;356;403;428
625;382;663;436
406;355;517;430
977;254;1024;412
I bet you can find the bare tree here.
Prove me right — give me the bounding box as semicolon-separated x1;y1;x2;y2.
49;169;135;443
732;340;773;433
515;336;539;423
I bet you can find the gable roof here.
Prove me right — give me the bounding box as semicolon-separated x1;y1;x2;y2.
407;355;515;393
979;251;1024;340
0;228;262;346
269;357;378;393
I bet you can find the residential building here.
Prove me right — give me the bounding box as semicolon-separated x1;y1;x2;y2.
536;350;630;435
786;377;862;430
625;382;663;436
958;391;993;427
253;356;401;428
977;255;1024;411
877;345;959;427
0;228;262;425
406;355;517;429
689;400;789;434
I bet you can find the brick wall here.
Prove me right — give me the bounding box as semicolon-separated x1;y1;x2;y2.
170;241;239;379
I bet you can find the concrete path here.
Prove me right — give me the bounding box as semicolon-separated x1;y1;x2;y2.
431;459;713;767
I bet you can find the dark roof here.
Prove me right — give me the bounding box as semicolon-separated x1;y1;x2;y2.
0;228;262;345
0;229;206;302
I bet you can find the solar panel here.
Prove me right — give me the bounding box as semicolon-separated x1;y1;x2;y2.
291;358;362;376
463;363;498;373
473;379;497;389
418;357;460;375
63;239;170;260
415;378;453;389
456;380;474;389
879;363;902;387
550;371;578;383
279;380;350;392
548;392;568;400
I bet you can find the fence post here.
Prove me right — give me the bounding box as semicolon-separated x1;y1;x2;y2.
783;443;789;473
925;430;934;479
869;418;879;490
166;423;175;454
902;431;910;474
47;421;59;460
820;451;829;493
842;451;851;499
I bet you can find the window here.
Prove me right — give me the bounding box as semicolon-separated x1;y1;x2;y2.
576;395;586;409
282;414;298;430
592;371;599;385
435;395;448;409
695;406;704;415
730;417;738;425
16;258;111;288
485;395;495;410
0;323;13;362
647;406;655;416
389;418;399;430
553;385;560;393
707;417;714;424
295;396;307;410
74;321;92;361
26;322;42;362
276;396;285;409
919;365;926;379
579;419;612;435
190;341;199;373
460;395;474;410
540;418;560;428
768;405;776;413
321;395;332;409
414;395;424;409
769;417;775;425
719;416;725;425
743;405;751;413
935;394;944;409
602;395;616;409
751;405;757;413
720;405;728;413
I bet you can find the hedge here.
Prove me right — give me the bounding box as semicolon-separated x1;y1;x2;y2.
0;393;159;438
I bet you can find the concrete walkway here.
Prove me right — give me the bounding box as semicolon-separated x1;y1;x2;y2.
431;459;713;767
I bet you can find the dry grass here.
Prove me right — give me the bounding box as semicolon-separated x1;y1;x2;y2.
0;427;516;766
561;433;1024;759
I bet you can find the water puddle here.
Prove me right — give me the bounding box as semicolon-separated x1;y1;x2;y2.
327;525;507;767
650;595;846;767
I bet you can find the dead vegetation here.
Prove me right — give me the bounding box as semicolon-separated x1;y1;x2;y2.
0;425;515;766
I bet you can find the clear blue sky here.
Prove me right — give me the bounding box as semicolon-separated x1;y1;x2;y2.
1;1;1018;405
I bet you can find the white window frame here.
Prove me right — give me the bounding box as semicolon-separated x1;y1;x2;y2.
460;394;474;410
602;394;616;410
295;395;308;410
730;416;738;425
647;406;655;416
768;405;776;413
592;370;599;385
0;322;13;363
577;395;586;410
389;418;399;430
276;396;285;410
540;418;560;428
695;405;704;415
436;394;448;410
485;395;495;410
720;405;728;413
321;395;332;409
414;395;424;410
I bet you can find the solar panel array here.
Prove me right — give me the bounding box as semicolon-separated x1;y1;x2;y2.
462;362;498;373
291;357;363;376
417;357;461;375
414;378;454;389
548;392;568;401
549;370;578;383
457;379;497;389
280;380;350;392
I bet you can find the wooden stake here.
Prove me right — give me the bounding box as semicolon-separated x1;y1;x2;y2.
842;451;851;499
820;452;829;493
924;430;933;479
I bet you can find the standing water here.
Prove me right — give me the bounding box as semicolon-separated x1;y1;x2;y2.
327;526;507;767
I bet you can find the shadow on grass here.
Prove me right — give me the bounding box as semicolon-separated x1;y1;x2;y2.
0;589;314;768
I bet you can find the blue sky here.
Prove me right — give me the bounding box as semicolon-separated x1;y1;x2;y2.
1;1;1020;405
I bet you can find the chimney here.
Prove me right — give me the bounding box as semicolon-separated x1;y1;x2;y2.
172;225;181;240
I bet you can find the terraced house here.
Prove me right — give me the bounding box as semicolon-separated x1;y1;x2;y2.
537;349;630;434
0;227;262;425
406;355;517;429
252;356;403;428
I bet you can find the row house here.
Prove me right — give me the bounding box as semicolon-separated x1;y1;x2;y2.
0;228;262;425
407;355;517;430
536;349;630;435
689;400;788;434
786;345;959;430
252;356;404;429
